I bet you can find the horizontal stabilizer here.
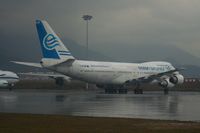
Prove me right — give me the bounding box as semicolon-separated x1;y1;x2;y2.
11;61;42;68
18;72;71;81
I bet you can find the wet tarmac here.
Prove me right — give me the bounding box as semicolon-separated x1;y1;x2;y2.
0;89;200;121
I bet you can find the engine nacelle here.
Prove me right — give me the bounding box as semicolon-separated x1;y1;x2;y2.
159;78;175;88
0;80;9;87
169;74;184;84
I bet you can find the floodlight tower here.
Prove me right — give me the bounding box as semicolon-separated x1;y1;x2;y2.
82;15;93;89
82;15;93;60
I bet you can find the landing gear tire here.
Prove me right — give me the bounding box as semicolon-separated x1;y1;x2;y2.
55;78;64;86
134;82;143;94
164;88;169;95
134;88;143;94
105;88;128;94
105;88;117;94
8;84;13;91
8;87;12;91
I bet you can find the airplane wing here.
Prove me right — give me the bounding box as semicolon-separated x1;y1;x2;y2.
12;61;71;82
19;72;72;87
11;61;42;68
126;68;184;84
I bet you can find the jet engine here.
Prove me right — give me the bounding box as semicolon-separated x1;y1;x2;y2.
0;80;9;87
169;74;184;84
159;78;175;88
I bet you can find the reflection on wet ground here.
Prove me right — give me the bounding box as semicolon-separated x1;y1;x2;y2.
0;89;200;121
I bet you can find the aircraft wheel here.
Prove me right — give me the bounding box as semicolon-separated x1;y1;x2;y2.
8;84;13;91
134;88;143;94
164;88;169;95
105;88;117;94
134;89;139;94
55;78;64;86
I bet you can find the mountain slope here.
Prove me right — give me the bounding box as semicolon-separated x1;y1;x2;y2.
95;44;200;66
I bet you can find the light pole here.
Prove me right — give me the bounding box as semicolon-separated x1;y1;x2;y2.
82;15;93;60
82;15;93;89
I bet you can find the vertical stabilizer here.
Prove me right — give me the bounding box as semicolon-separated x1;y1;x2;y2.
36;20;75;67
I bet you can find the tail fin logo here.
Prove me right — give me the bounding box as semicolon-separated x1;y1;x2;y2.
43;34;59;50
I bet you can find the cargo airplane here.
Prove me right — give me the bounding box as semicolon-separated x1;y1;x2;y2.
13;20;184;94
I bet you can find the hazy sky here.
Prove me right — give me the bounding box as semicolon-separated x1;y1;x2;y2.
1;0;200;59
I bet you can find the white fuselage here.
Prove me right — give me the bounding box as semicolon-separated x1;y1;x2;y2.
48;60;175;85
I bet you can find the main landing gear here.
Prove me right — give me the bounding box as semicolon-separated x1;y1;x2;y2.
55;77;64;86
134;83;143;94
104;88;128;94
102;85;128;94
100;84;169;95
8;84;14;91
163;88;169;95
